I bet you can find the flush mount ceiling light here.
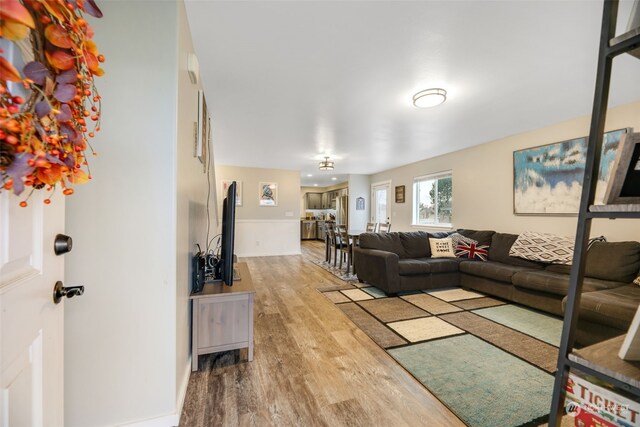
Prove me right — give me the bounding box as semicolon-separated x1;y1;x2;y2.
413;88;447;108
318;156;334;170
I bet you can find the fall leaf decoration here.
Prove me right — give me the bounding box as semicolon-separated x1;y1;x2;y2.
0;0;104;206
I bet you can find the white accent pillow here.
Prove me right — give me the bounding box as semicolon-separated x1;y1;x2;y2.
509;231;574;265
450;232;478;249
429;237;456;258
634;276;640;286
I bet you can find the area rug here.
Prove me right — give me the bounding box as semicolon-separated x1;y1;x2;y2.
311;259;359;282
320;284;562;427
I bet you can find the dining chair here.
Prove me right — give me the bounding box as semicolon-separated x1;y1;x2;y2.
378;222;391;233
366;222;377;232
324;222;335;264
328;224;345;268
337;226;353;273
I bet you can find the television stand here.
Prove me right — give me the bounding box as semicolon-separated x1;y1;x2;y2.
189;262;255;371
206;267;241;284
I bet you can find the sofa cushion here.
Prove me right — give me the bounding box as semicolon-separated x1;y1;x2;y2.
544;264;572;275
583;241;640;283
398;231;430;259
509;232;574;265
545;241;640;283
398;258;460;276
429;237;456;258
512;270;626;296
428;231;455;239
359;232;405;257
457;229;495;247
455;242;490;261
570;285;640;330
460;260;536;283
489;233;545;269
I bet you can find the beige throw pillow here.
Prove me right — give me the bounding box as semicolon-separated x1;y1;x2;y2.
429;237;456;258
634;276;640;286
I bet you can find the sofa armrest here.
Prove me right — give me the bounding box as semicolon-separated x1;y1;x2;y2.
353;247;400;293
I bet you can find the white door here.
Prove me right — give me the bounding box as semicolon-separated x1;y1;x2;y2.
1;190;66;426
371;181;391;224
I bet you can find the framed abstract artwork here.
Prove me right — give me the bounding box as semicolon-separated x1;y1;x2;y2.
513;128;628;215
259;182;277;206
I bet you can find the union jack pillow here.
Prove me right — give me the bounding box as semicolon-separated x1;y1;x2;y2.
455;242;489;261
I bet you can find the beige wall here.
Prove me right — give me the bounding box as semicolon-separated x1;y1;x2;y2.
65;1;197;426
216;165;300;220
370;101;640;242
215;165;301;256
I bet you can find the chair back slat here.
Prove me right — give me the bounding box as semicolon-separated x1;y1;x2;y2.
377;223;391;233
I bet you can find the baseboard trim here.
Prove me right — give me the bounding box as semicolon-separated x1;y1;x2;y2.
239;250;302;257
175;358;191;426
119;413;179;427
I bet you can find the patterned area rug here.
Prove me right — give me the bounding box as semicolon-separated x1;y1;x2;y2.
320;284;562;427
312;259;359;282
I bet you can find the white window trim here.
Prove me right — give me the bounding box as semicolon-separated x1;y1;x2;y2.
411;170;452;228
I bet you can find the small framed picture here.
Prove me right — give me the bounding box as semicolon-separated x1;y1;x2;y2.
196;90;209;172
259;182;277;206
395;185;405;203
221;180;242;206
604;132;640;205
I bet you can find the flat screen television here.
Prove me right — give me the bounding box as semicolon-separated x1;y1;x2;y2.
220;181;237;286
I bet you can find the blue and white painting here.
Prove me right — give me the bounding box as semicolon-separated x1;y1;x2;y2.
514;129;626;214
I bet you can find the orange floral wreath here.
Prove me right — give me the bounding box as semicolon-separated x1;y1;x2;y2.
0;0;104;206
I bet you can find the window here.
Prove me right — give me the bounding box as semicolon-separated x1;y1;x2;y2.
412;171;452;227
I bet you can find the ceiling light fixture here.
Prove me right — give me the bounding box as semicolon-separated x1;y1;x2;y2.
413;88;447;108
318;156;334;170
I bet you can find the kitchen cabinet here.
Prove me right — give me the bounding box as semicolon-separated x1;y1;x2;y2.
301;220;317;239
305;188;348;210
316;221;326;240
305;192;323;209
321;193;330;209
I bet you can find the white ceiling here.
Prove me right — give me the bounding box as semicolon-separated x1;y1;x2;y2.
184;0;640;188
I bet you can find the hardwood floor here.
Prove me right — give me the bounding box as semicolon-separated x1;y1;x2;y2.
179;240;464;427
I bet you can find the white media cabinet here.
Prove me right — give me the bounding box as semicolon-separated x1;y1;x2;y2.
189;262;255;371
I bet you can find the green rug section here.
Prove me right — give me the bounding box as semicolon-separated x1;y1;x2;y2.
389;334;554;427
472;304;563;346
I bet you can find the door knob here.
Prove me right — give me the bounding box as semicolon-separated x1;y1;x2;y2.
54;234;73;255
53;281;84;304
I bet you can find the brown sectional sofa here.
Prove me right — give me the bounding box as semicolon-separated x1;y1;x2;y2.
353;229;640;346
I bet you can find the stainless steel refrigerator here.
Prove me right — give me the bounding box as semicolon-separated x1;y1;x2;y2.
335;195;348;228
